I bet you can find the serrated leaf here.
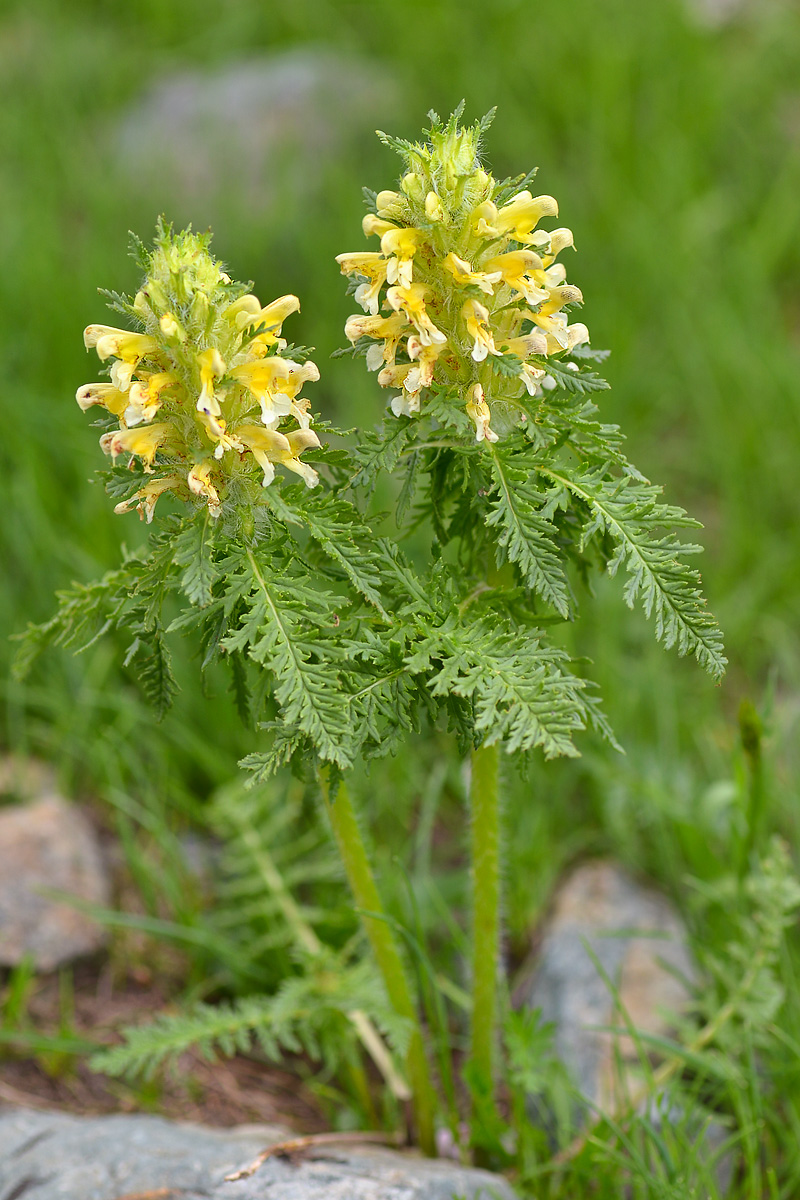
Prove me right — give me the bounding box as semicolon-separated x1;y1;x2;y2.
486;447;571;618
172;514;217;607
540;464;726;679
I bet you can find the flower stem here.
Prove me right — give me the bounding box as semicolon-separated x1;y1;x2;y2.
469;741;501;1126
319;769;437;1156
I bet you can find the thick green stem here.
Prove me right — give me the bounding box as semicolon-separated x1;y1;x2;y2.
320;769;437;1156
469;741;501;1111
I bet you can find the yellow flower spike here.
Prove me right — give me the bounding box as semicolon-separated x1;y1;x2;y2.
80;224;325;522
465;382;498;443
386;283;447;347
338;110;592;441
380;227;426;288
99;422;174;469
442;253;502;295
196;347;227;417
493;192;559;243
362;214;397;240
483;250;549;306
187;459;221;518
425;191;445;222
75;382;129;418
84;324;158;364
461;298;501;362
113;474;184;523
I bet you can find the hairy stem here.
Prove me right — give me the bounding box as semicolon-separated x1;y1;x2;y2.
319;769;437;1156
469;741;501;1134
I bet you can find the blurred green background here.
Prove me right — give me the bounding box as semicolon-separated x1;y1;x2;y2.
2;0;799;893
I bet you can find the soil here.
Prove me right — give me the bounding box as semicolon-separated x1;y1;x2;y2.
0;960;328;1131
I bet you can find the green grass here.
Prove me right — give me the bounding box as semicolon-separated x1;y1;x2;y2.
2;0;800;1193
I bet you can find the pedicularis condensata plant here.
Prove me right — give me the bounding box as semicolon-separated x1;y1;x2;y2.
20;107;725;1168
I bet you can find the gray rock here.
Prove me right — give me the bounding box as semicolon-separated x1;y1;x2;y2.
518;861;733;1190
0;796;111;971
115;49;399;223
518;860;695;1108
0;754;56;802
0;1109;516;1200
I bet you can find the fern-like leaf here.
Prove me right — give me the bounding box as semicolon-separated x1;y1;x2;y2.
407;613;614;758
540;464;726;679
221;549;355;767
486;446;571;618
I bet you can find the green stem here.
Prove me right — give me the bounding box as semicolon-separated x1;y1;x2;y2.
319;769;437;1156
469;741;501;1121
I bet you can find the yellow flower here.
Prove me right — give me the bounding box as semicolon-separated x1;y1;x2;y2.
462;299;500;362
465;383;498;443
493;192;559;243
84;324;158;364
230;357;319;428
75;382;129;418
425;191;445;222
196;348;227;417
236;424;321;488
484;250;549;306
442;253;501;295
100;422;174;469
187;459;221;518
386;283;446;347
375;189;402;215
238;295;301;353
335;252;389;316
159;313;186;342
345;311;410;370
113;474;183;523
470;201;501;240
542;228;575;263
380;227;426;288
125;371;178;426
406;336;445;387
528;284;583;347
362;214;397;240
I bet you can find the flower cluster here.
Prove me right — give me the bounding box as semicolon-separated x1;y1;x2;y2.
337;110;589;443
78;225;321;523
